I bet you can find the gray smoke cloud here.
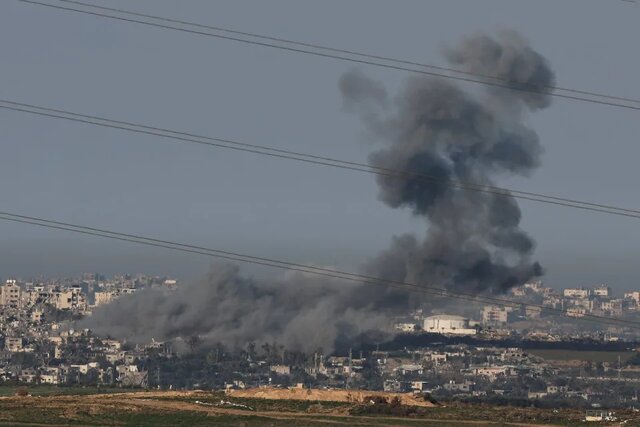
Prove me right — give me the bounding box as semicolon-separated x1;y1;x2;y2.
83;30;552;350
341;30;553;294
82;263;390;353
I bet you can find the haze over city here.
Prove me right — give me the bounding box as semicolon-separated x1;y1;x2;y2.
0;1;639;425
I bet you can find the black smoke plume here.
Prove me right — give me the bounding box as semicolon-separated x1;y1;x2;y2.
83;30;552;351
340;30;552;294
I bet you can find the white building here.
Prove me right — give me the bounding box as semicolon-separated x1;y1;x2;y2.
625;291;640;305
394;322;418;332
593;285;611;297
563;287;590;298
566;307;587;318
423;315;477;335
396;364;423;375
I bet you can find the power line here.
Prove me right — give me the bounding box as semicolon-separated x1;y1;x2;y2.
52;0;640;107
15;0;640;112
2;98;640;220
1;209;639;331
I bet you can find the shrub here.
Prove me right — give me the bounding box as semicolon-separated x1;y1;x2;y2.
15;387;29;397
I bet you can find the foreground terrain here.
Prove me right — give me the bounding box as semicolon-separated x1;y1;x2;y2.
0;388;634;426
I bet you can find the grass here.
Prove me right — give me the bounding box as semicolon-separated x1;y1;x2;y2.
0;388;629;426
528;349;636;363
0;384;135;397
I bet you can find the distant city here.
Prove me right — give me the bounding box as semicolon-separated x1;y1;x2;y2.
1;273;640;409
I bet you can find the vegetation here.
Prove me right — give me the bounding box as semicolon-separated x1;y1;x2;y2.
528;349;635;363
0;388;623;426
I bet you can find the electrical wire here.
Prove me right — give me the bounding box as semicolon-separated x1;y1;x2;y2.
1;210;639;331
2;99;640;220
14;0;640;112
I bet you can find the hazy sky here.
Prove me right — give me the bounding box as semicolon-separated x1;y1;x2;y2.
1;0;639;290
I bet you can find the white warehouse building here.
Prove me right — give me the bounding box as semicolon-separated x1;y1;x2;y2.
423;315;477;335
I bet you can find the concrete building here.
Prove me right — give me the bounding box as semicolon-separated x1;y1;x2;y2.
5;337;24;352
563;287;590;298
31;310;43;323
394;322;418;332
443;380;474;392
1;280;21;308
423;315;477;335
482;306;516;325
524;305;542;319
593;285;611;297
396;364;423;375
94;291;117;307
566;307;587;318
40;374;60;384
624;291;640;305
52;288;86;311
270;365;291;375
600;299;624;315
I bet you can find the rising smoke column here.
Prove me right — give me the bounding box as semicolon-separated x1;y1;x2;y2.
83;30;554;351
341;30;553;294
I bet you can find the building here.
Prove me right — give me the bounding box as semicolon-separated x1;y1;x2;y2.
394;322;418;332
5;337;24;352
528;391;548;399
566;307;587;318
1;280;22;308
600;299;624;315
52;288;86;311
624;291;640;305
563;287;590;299
31;310;44;323
163;279;178;289
593;285;611;298
270;365;291;375
423;315;477;335
524;305;542;319
443;380;474;392
396;364;423;375
94;291;119;307
466;365;514;380
482;306;517;325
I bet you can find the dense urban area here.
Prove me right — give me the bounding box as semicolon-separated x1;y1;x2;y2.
1;273;640;417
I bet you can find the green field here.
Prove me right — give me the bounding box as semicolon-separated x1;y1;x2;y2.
528;349;636;363
0;384;136;397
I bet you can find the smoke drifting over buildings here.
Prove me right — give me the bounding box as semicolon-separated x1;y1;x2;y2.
83;264;390;353
341;30;553;295
85;30;553;351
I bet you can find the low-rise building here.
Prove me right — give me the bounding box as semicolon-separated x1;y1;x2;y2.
563;287;590;299
593;285;611;298
270;365;291;375
423;315;477;335
5;337;24;352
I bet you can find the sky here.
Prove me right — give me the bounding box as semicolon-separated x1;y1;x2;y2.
0;0;639;290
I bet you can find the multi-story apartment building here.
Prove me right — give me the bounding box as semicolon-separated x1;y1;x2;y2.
0;280;22;308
